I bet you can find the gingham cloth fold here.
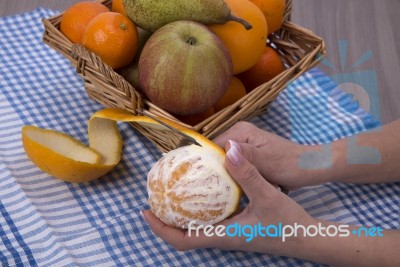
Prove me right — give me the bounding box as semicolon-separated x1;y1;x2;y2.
0;8;399;267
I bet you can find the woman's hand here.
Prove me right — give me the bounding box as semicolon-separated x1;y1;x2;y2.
213;121;329;190
142;140;400;266
142;140;316;253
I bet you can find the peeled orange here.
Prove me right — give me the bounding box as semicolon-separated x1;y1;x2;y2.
147;136;241;228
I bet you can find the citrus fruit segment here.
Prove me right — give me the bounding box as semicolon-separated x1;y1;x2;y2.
147;143;241;228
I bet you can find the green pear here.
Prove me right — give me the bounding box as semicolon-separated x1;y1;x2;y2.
122;0;252;32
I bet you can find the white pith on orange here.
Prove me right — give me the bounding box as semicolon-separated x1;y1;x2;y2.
147;144;241;228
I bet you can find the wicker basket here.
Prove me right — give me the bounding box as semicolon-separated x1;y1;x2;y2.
42;0;326;153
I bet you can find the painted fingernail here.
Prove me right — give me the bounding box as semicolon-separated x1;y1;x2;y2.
227;140;243;166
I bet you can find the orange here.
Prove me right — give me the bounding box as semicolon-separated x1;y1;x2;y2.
214;76;247;112
175;107;215;126
208;0;268;74
147;140;241;228
111;0;126;16
238;46;285;92
82;12;139;69
250;0;286;34
60;2;109;44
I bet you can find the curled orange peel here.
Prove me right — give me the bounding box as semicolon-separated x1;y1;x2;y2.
21;108;225;183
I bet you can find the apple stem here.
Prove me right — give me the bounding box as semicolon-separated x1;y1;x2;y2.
186;37;197;45
228;14;253;30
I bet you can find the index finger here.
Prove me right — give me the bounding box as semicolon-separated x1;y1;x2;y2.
213;121;256;148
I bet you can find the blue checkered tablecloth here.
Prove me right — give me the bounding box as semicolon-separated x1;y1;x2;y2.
1;8;399;267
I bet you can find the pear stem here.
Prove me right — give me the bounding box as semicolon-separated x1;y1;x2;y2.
228;14;253;30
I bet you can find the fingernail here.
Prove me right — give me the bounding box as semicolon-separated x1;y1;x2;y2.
227;140;243;166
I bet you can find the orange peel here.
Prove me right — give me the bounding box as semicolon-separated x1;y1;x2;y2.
22;108;241;226
22;108;165;183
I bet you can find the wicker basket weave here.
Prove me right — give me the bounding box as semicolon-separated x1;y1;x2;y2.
42;0;326;153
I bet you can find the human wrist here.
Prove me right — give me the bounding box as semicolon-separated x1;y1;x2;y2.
328;137;376;184
294;143;337;186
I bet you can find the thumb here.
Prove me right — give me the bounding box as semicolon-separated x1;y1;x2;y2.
225;140;275;201
224;140;259;167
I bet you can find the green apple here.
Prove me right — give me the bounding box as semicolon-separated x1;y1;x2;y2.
139;20;233;116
